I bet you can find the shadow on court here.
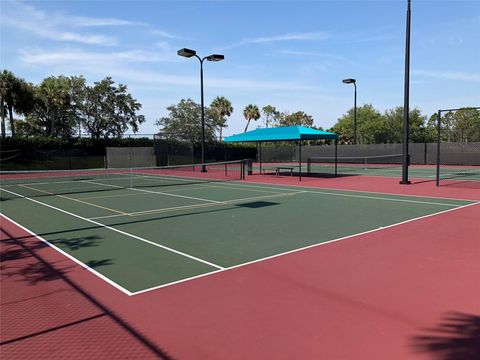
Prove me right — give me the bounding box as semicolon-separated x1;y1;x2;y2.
411;311;480;360
0;228;174;359
4;200;281;244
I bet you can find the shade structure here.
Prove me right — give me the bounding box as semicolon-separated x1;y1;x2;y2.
224;126;338;182
224;126;337;143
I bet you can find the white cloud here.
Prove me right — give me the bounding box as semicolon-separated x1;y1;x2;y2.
66;16;146;27
414;69;480;82
113;68;319;92
218;31;331;50
19;48;178;65
150;30;179;39
278;50;345;61
0;0;134;45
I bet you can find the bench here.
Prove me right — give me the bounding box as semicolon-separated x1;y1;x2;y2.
262;166;295;176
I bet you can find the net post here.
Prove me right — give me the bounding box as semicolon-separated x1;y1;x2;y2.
436;109;441;187
130;165;133;188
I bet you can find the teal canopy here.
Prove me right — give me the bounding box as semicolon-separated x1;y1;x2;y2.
224;126;337;142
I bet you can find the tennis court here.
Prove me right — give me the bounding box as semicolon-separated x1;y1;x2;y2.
0;161;474;295
254;155;480;184
307;161;480;181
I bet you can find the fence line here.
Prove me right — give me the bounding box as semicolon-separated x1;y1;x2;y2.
260;142;480;166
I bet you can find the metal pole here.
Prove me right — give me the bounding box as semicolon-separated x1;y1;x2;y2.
259;142;262;175
400;0;412;184
299;141;302;181
353;82;357;145
335;138;338;177
436;110;441;186
200;59;206;172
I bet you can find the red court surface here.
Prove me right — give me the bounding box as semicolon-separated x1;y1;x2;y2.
1;176;479;359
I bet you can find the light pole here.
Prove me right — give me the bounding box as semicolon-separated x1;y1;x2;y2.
400;0;412;184
177;48;224;171
342;78;357;144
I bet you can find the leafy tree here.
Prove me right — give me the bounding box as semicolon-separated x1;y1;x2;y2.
454;108;480;142
380;107;427;143
82;77;145;139
332;104;383;144
243;104;260;132
332;104;429;144
277;111;314;127
425;113;439;142
441;111;456;142
210;96;233;141
262;105;278;128
27;75;86;137
156;98;215;141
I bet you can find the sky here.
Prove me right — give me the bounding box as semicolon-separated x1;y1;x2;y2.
1;0;479;136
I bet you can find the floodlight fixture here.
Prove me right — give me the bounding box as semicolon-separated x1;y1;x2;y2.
177;48;196;58
342;78;358;144
206;54;225;62
177;48;225;171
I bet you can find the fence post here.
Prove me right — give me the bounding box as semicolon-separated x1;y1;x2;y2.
424;142;427;165
436;110;441;186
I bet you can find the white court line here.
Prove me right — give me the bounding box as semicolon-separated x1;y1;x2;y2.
1;187;224;272
212;182;468;207
83;180;224;204
0;174;132;187
89;191;306;220
131;201;480;295
0;213;133;296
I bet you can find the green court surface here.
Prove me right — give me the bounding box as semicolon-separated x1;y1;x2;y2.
0;178;474;295
262;162;480;181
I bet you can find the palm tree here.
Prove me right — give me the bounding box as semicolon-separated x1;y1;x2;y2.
262;105;277;128
0;70;34;138
0;70;17;138
210;96;233;141
243;104;260;132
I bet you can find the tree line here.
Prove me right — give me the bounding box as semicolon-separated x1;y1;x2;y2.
0;70;145;139
159;98;480;144
2;70;478;144
332;104;480;144
158;101;316;142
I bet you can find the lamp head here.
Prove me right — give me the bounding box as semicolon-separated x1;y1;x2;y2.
206;54;225;62
342;78;356;84
177;48;196;58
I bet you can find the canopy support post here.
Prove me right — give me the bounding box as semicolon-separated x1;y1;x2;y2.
259;142;262;175
299;141;302;181
335;138;338;177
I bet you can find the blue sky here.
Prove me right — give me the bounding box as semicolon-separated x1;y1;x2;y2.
1;0;479;136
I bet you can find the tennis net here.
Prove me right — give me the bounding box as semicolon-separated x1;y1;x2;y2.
0;160;245;198
307;154;404;176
